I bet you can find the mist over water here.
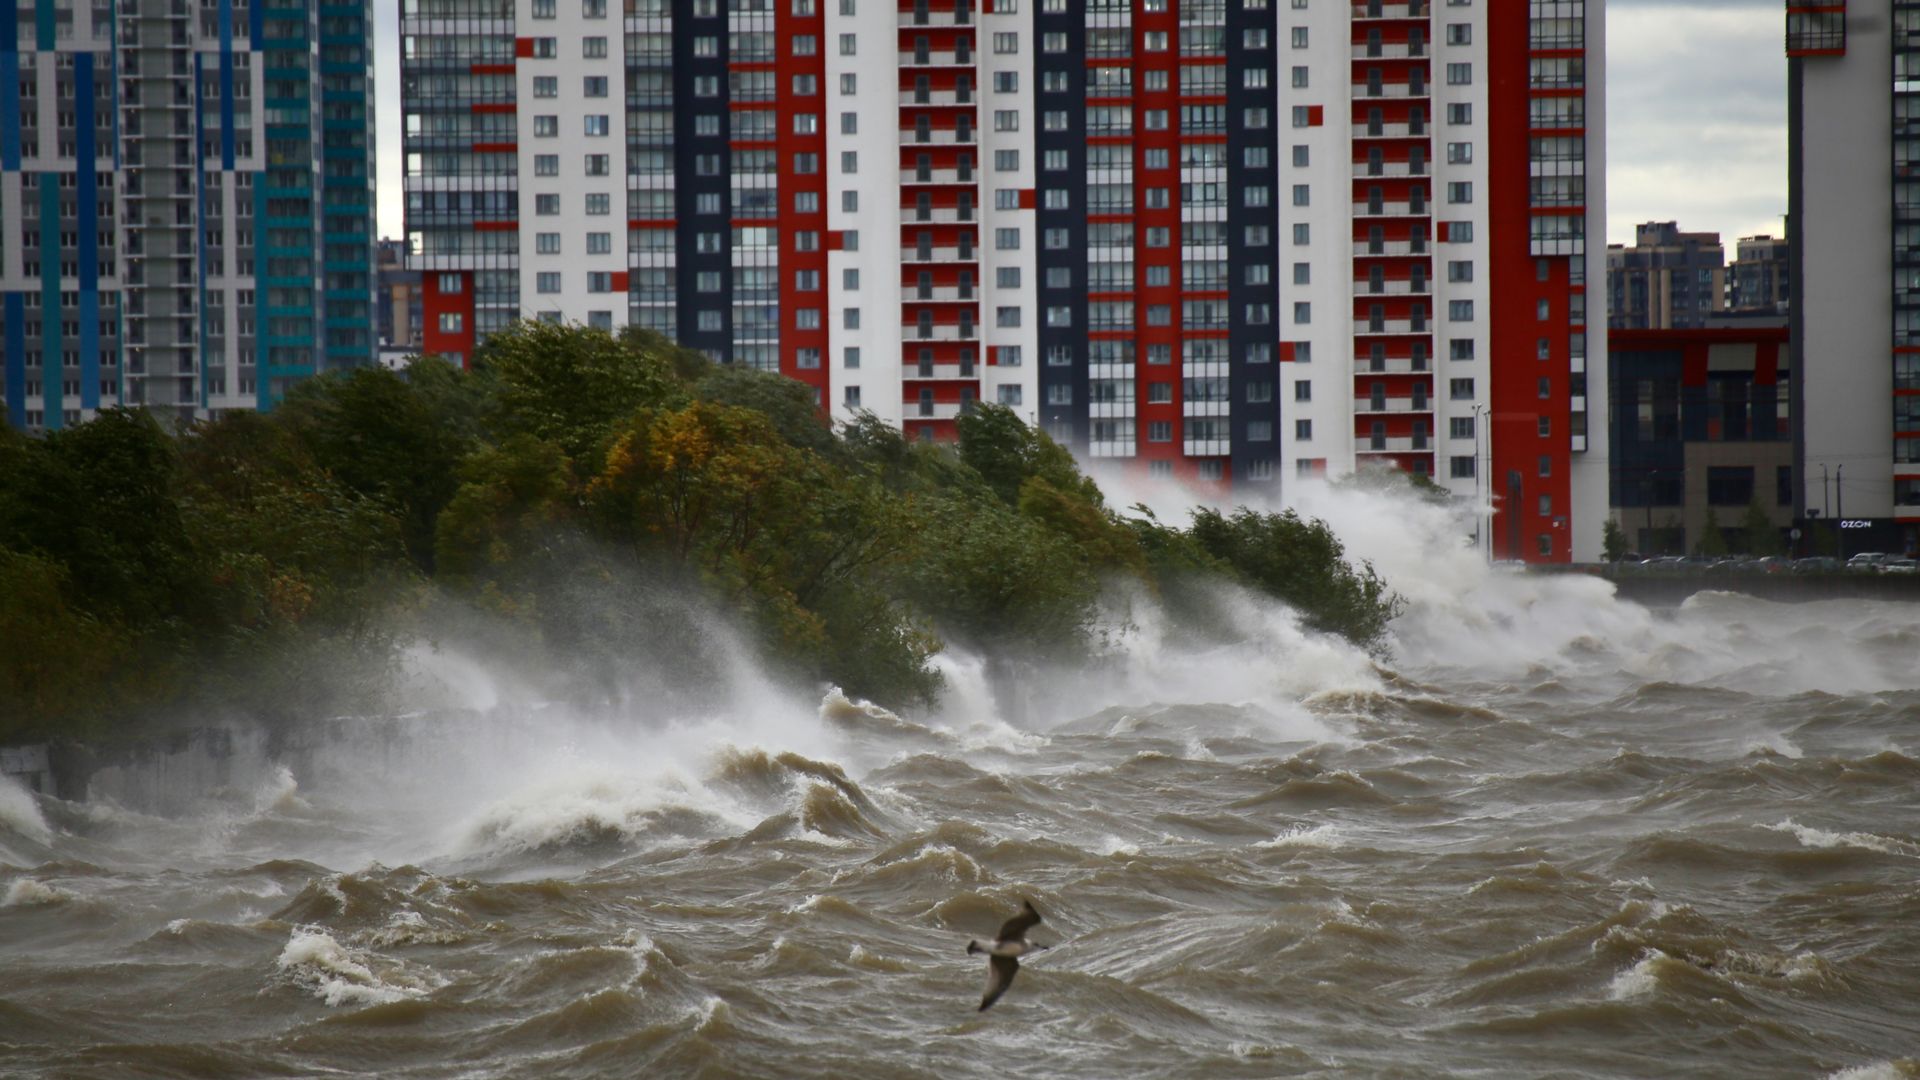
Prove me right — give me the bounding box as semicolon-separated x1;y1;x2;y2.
5;485;1920;1078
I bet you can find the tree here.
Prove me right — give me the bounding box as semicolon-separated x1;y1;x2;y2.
955;403;1101;510
1187;507;1403;652
1741;497;1787;556
477;321;686;471
1602;517;1629;562
1694;507;1730;556
275;365;471;572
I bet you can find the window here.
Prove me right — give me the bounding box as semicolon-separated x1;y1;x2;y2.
997;385;1023;406
841;151;858;174
1244;27;1268;47
1447;221;1474;243
995;110;1020;131
1449;377;1474;400
1294;380;1311;402
843;269;859;290
1447;103;1472;125
996;306;1021;327
534;115;559;137
845;386;862;408
1538;455;1553;478
1449;300;1474;321
1448;181;1473;204
532;37;557;57
585;154;610;176
1538;377;1552;399
1446;62;1472;85
583;76;608;97
1449;417;1475;439
1291;184;1310;207
587;272;614;293
1289;26;1308;47
995;149;1020;171
536;232;561;254
534;154;559;176
1537;415;1552;438
531;0;554;15
840;112;857;135
1447;142;1473;164
1537;298;1551;321
585;193;610;215
1447;260;1473;282
1446;22;1470;45
582;37;607;58
536;272;561;293
994;31;1019;53
532;76;557;98
839;33;856;55
584;115;610;136
840;74;857;95
1293;302;1311;324
1296;418;1313;440
844;347;861;369
995;228;1021;250
995;71;1018;93
997;267;1021;288
843;308;860;329
438;312;463;333
1148;421;1173;443
1293;223;1310;245
535;194;560;215
1450;340;1475;361
1450;455;1475;479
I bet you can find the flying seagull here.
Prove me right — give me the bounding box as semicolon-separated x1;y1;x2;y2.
966;899;1048;1011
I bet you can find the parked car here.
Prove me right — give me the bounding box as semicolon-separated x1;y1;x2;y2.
1792;556;1843;574
1755;556;1794;574
1847;553;1891;572
1882;558;1918;575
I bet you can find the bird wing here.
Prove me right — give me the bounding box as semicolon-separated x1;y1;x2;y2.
996;900;1042;943
979;955;1020;1011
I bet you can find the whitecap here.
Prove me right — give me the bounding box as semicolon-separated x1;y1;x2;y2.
276;926;438;1008
1762;819;1920;858
1608;951;1663;1000
1256;824;1342;850
0;774;53;845
2;878;70;907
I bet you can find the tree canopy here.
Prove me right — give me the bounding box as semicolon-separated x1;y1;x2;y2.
0;325;1406;741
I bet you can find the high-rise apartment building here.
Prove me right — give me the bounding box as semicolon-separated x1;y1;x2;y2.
1;0;377;433
1788;1;1920;544
1727;233;1789;316
1605;222;1726;330
401;0;1606;559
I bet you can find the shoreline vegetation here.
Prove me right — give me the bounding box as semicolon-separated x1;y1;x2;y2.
0;324;1402;744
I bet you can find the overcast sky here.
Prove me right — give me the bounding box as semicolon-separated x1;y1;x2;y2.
372;0;1790;251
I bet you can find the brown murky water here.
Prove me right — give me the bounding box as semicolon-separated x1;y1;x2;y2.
4;584;1920;1079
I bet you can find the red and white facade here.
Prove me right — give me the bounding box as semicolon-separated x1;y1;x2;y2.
400;0;1607;559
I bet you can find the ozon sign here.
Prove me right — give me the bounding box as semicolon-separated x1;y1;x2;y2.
1840;520;1874;529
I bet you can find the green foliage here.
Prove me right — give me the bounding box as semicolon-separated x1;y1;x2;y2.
1602;517;1629;562
478;321;685;470
0;322;1408;735
275;365;471;571
1188;507;1404;652
1694;507;1730;557
1741;498;1787;556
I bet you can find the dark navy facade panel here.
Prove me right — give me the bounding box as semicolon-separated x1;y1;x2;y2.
673;0;733;362
1033;0;1088;448
1608;347;1686;509
1226;7;1280;484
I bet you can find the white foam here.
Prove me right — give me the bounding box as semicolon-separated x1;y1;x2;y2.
1828;1064;1919;1080
1256;824;1342;850
1762;819;1920;858
0;774;52;845
276;927;435;1008
2;878;70;907
1608;952;1664;1000
1098;836;1141;857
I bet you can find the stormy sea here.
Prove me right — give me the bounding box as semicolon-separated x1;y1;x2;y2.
4;488;1919;1079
